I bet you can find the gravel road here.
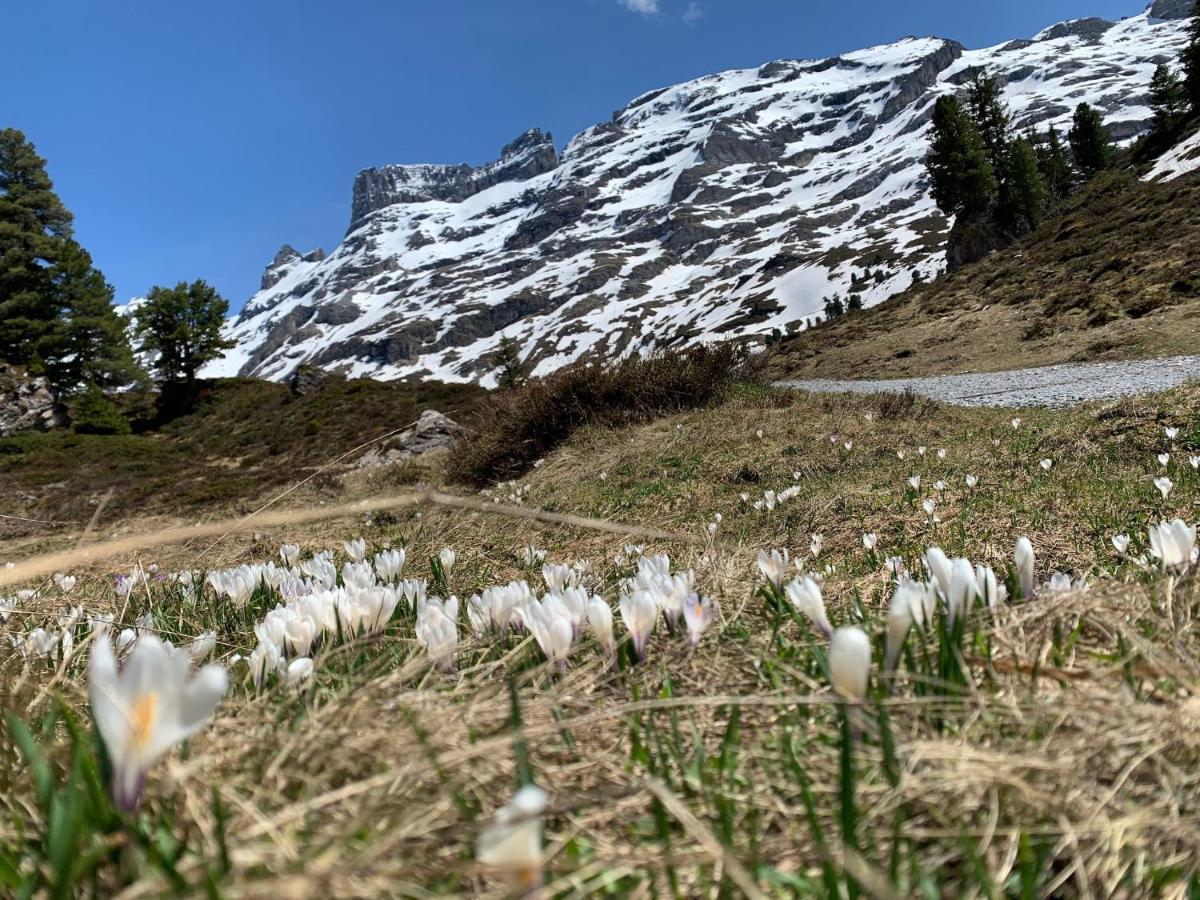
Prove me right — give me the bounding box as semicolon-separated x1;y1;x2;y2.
775;355;1200;408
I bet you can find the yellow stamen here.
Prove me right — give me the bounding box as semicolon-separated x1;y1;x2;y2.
130;692;158;749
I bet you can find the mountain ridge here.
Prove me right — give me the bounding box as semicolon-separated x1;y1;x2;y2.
209;3;1195;387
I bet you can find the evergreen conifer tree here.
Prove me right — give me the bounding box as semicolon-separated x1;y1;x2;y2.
1035;127;1075;201
1183;5;1200;111
1149;63;1188;133
1068;103;1114;178
494;335;527;389
965;71;1011;169
0;128;73;363
135;279;234;387
1002;137;1049;231
926;95;998;217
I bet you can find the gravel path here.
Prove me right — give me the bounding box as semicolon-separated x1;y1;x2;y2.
775;355;1200;408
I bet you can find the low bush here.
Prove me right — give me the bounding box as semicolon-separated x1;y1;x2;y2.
447;342;761;486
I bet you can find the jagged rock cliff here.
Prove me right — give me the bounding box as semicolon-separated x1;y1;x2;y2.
209;4;1193;386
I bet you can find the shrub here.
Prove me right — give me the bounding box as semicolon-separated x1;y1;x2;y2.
70;383;130;435
447;342;761;486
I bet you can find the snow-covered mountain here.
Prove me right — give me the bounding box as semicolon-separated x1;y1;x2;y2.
209;2;1194;386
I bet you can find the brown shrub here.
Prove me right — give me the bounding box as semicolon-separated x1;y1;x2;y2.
446;343;761;486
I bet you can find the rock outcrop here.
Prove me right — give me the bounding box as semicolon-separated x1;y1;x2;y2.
355;410;468;469
0;366;67;436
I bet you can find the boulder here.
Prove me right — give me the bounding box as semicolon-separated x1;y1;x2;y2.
0;365;67;436
356;410;468;469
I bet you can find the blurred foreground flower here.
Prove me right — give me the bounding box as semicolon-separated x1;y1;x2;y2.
477;784;548;894
1149;519;1196;574
829;626;871;702
88;634;227;813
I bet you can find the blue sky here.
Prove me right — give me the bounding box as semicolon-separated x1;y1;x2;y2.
5;0;1144;311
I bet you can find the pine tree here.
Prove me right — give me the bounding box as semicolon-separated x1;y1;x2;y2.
135;279;235;387
1001;137;1049;231
1184;6;1200;112
1035;127;1075;200
926;95;998;217
494;335;527;389
37;241;142;390
965;71;1011;170
1150;63;1188;133
1068;103;1114;178
0;128;73;363
822;295;845;319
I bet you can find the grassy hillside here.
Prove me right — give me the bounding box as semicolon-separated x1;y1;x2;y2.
768;168;1200;380
2;380;1198;895
0;376;484;538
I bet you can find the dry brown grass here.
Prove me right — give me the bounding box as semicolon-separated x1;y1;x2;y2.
1;384;1198;895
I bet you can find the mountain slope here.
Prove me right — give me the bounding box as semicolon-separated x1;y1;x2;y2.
767;163;1200;380
210;4;1193;386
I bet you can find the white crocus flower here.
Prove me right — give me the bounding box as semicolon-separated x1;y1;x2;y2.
1039;458;1052;472
922;498;936;517
1047;572;1073;593
1154;476;1173;500
974;564;1005;610
1190;455;1199;470
937;448;946;460
885;578;933;672
187;631;216;662
343;538;367;562
809;534;823;558
933;480;947;492
945;557;979;626
1011;417;1021;429
965;474;978;490
521;546;547;566
1165;427;1179;440
843;441;853;451
1015;537;1035;599
54;574;77;594
1158;453;1171;468
115;628;137;653
896;450;905;461
783;577;832;638
1148;519;1196;574
415;605;457;671
618;590;658;662
88;634;227;813
829;627;871;702
373;549;406;583
924;547;953;600
862;533;877;551
907;475;920;491
279;544;301;567
756;549;790;589
286;657;314;688
477;784;548;893
586;598;615;655
1112;534;1131;555
438;547;457;575
917;446;926;457
682;593;716;646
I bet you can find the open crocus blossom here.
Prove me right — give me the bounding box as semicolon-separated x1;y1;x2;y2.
1165;426;1180;440
783;576;832;638
438;548;457;575
1112;534;1131;555
1191;455;1200;470
1039;458;1052;472
1148;519;1197;574
756;549;790;589
907;475;921;491
343;538;367;562
476;784;548;893
829;626;871;702
965;474;978;490
88;633;227;813
862;533;877;552
279;544;300;567
1015;537;1035;599
682;593;716;646
1158;453;1171;468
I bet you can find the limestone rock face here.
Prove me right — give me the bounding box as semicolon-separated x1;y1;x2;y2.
356;410;469;469
0;366;67;436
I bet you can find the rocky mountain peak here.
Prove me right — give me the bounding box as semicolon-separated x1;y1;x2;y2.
348;128;559;230
1148;0;1195;20
262;244;326;291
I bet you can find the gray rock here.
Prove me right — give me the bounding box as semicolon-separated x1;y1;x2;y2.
1149;0;1195;21
0;366;67;436
356;410;469;468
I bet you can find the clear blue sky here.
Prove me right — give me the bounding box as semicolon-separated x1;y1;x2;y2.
4;0;1144;311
